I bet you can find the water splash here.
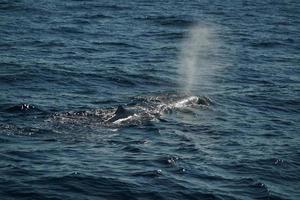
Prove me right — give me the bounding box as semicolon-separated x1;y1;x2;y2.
178;24;218;93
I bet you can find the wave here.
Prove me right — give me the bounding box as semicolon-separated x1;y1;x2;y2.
51;26;85;34
4;104;38;112
250;40;285;48
80;13;113;20
137;15;195;28
98;42;141;49
153;32;185;41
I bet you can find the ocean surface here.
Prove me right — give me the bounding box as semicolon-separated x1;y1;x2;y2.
0;0;299;199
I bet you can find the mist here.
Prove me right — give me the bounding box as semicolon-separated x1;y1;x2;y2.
178;24;219;94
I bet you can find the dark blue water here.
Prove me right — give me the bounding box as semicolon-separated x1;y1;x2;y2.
1;0;299;199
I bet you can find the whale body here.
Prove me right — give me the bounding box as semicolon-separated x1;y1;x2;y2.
50;94;211;127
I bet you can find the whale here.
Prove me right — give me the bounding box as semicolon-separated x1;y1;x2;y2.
50;94;212;127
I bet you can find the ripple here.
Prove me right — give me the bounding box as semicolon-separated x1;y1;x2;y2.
156;155;179;166
132;169;163;178
122;145;143;153
138;15;195;28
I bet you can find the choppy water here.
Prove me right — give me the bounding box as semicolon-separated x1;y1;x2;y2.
1;0;300;199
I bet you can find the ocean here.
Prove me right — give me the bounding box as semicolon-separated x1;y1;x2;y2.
0;0;299;199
